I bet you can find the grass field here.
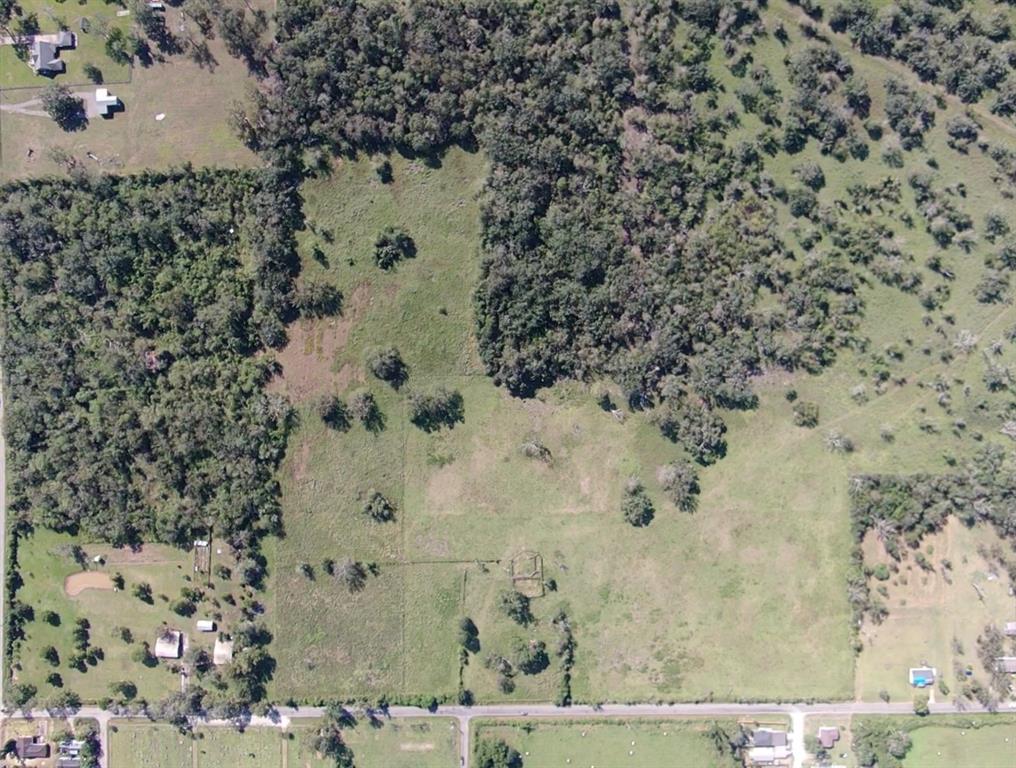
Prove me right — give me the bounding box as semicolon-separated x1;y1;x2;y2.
108;718;458;768
265;148;856;704
903;720;1016;767
472;718;754;768
0;3;258;179
13;528;246;703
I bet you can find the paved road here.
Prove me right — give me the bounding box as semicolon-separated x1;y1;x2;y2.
10;698;1000;768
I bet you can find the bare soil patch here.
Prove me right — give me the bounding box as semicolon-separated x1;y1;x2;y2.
269;282;371;402
64;571;114;596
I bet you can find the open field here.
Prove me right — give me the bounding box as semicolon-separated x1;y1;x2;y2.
472;718;758;768
903;719;1016;767
266;149;857;704
108;718;458;768
13;528;245;702
290;718;459;768
0;3;258;179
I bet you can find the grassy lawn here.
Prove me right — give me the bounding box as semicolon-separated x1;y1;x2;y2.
0;0;131;89
0;4;258;179
472;718;748;768
13;528;247;703
109;718;459;768
108;723;194;768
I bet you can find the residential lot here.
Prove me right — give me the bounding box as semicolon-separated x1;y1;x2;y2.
13;528;245;702
0;2;258;180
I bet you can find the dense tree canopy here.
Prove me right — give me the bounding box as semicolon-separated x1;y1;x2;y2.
0;169;301;546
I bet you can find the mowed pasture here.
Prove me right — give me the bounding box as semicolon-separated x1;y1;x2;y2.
473;718;746;768
290;718;459;768
903;719;1016;767
0;2;259;180
13;528;243;702
108;718;459;768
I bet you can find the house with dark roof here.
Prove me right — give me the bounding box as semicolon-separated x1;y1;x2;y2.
28;32;76;75
15;735;50;759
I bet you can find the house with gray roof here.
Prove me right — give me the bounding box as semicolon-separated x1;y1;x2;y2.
29;32;76;75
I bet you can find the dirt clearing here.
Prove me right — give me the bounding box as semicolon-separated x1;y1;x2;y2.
64;571;114;596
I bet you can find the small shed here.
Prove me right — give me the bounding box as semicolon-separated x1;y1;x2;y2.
196;619;216;632
155;630;182;659
213;637;234;665
817;726;840;750
909;667;936;687
1004;621;1016;637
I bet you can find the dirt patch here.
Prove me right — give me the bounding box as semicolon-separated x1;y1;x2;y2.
94;544;178;565
268;282;371;402
399;743;435;752
64;571;114;596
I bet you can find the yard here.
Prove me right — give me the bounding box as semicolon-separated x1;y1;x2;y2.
855;519;1016;703
472;718;747;768
12;527;247;703
0;0;131;90
0;1;259;179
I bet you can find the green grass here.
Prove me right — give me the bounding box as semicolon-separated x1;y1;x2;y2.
109;718;460;768
267;146;859;703
473;719;745;768
291;718;459;768
904;720;1016;767
14;528;245;703
108;723;194;768
0;0;131;89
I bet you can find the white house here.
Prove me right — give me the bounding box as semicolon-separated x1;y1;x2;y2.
95;88;119;117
